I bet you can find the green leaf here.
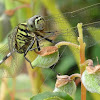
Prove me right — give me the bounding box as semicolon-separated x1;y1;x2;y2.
44;96;63;100
30;92;73;100
31;51;59;68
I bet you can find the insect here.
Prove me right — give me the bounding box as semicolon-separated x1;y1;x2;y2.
0;3;100;77
0;15;55;65
0;15;56;77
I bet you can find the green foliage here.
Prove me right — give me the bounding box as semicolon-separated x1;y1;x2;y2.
82;70;100;94
32;51;59;68
30;92;73;100
0;0;100;100
53;81;76;96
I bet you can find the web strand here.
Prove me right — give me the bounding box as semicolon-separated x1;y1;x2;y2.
38;46;68;93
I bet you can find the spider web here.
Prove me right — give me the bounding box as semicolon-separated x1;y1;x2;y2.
36;3;100;93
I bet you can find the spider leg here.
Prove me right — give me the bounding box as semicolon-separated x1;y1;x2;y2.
0;52;12;64
39;35;55;43
29;36;41;51
0;49;15;64
35;36;41;51
24;39;35;67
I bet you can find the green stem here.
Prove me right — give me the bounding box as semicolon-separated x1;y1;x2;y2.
70;73;81;80
55;41;79;49
77;23;86;100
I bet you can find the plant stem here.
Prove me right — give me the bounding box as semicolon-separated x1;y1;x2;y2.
11;77;16;100
0;78;7;100
55;41;79;49
26;61;44;95
77;23;86;100
70;73;81;80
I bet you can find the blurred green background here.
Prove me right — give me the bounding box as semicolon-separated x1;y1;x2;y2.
0;0;100;100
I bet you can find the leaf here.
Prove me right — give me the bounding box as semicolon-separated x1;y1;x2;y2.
30;91;73;100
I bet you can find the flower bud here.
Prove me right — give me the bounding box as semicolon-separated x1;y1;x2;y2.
82;64;100;94
53;75;77;96
31;46;59;68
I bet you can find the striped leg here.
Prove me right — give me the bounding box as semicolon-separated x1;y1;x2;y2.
29;36;41;51
37;31;57;43
39;35;55;43
0;52;12;64
29;45;43;51
24;40;35;65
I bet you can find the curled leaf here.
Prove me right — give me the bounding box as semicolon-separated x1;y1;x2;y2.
53;74;81;96
36;46;58;56
31;46;59;68
82;59;100;74
55;74;81;88
55;75;70;88
86;65;100;74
